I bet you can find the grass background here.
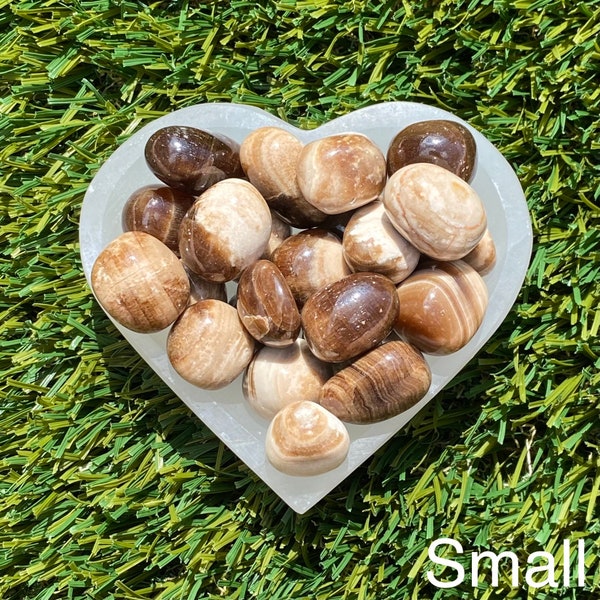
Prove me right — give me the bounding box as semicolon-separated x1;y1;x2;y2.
1;0;599;598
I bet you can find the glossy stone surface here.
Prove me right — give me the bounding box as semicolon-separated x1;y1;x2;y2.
462;228;497;276
394;260;489;355
301;272;399;363
122;184;195;254
319;340;431;424
265;400;350;476
296;133;387;214
167;299;256;389
383;162;487;261
387;119;477;181
91;231;190;333
342;201;420;283
240;126;328;228
237;259;301;347
178;179;272;282
271;229;351;306
144;126;244;194
243;340;332;420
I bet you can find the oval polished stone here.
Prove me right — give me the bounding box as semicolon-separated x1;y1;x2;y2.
383;162;487;261
91;231;190;333
243;340;333;420
144;126;244;194
462;228;497;276
237;259;301;347
301;272;399;363
319;340;432;424
122;184;195;254
265;400;350;476
262;211;291;259
296;133;387;214
167;299;256;390
179;179;272;282
240;126;328;228
394;260;489;355
387;119;477;181
342;201;420;283
271;229;351;306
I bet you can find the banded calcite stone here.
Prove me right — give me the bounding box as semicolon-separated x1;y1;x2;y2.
236;259;301;347
301;272;399;363
265;400;350;476
91;231;190;333
167;299;256;389
178;179;271;282
296;133;387;214
383;162;487;261
319;340;431;424
394;260;489;355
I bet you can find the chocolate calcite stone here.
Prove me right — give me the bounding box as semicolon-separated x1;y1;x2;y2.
301;272;399;363
236;259;301;347
122;184;195;254
319;340;431;424
265;401;350;476
145;126;244;194
167;299;256;390
387;119;477;181
91;231;190;333
394;260;489;355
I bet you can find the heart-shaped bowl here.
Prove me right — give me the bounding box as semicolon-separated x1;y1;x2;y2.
79;101;532;513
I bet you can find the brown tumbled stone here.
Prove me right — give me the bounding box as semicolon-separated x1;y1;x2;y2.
319;340;431;424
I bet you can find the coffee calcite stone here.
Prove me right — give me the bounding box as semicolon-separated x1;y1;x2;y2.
236;259;301;347
319;340;432;424
265;401;350;476
462;228;497;276
271;228;351;306
394;260;489;355
122;185;195;254
145;126;244;194
384;162;487;261
301;272;399;363
167;299;256;389
243;340;332;420
342;201;420;283
240;126;328;228
91;231;190;333
179;178;272;282
297;133;387;214
387;119;477;181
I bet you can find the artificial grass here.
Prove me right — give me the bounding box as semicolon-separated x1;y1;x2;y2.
1;0;599;598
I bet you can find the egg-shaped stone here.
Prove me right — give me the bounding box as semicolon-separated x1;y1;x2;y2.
240;126;328;228
342;201;420;283
319;340;431;424
122;185;195;254
144;126;244;194
301;272;399;363
265;401;350;476
383;162;487;261
387;119;477;181
243;340;333;420
296;133;387;214
91;231;190;333
394;260;488;355
462;228;497;276
167;299;256;389
271;229;351;306
178;178;272;282
237;259;301;347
